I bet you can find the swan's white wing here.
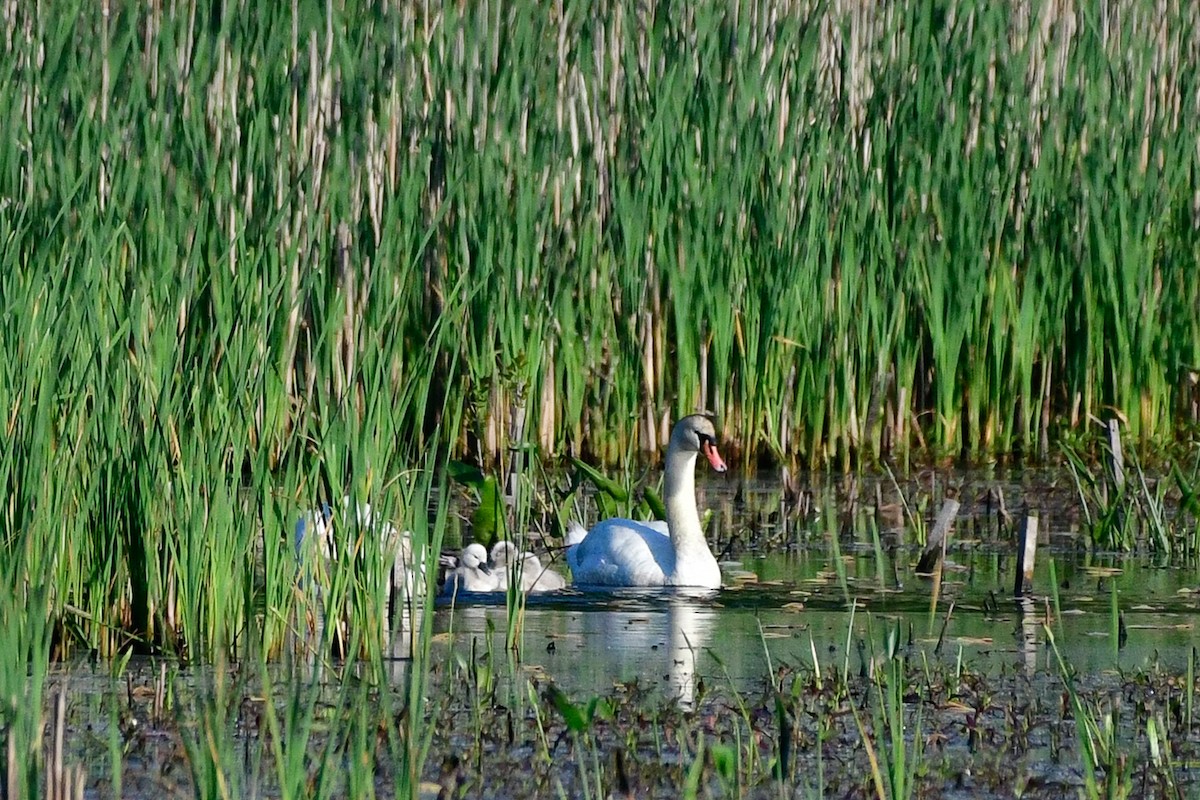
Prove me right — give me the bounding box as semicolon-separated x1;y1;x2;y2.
565;520;589;546
567;518;672;587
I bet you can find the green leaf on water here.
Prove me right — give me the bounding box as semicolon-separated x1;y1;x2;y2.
547;686;587;733
585;697;612;724
546;687;610;733
710;743;737;783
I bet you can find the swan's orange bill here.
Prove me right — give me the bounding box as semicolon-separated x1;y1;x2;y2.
701;440;728;473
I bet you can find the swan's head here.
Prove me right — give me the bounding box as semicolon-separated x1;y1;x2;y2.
460;543;491;573
672;414;728;473
490;540;518;567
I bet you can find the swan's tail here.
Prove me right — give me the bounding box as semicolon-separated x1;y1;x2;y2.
565;520;588;547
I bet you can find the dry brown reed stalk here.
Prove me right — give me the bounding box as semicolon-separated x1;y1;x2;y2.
47;689;85;800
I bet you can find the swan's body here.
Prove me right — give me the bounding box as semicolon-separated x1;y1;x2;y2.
566;415;727;589
490;541;567;593
441;543;500;595
293;497;423;653
294;498;416;601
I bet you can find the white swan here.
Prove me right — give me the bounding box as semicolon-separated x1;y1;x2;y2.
294;497;422;632
490;541;567;593
566;414;727;588
441;543;500;595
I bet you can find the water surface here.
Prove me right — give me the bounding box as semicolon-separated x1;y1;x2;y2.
433;545;1199;703
431;469;1196;698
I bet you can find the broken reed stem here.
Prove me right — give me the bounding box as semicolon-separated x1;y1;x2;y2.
1107;418;1126;494
917;496;960;574
1014;513;1039;597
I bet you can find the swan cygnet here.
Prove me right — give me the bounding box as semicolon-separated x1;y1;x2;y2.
489;540;567;593
566;414;727;588
441;543;500;596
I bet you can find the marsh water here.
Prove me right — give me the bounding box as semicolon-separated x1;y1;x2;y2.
431;470;1198;702
41;469;1200;797
433;554;1198;704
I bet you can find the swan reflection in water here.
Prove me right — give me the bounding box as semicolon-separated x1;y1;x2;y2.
441;589;718;706
660;590;717;704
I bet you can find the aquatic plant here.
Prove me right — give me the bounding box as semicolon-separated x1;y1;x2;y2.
1047;626;1135;799
1;0;1199;793
1;2;1197;504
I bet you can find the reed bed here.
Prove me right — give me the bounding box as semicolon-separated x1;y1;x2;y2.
2;0;1196;474
2;0;1200;791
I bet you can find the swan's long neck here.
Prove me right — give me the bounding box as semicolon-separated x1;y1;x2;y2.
664;448;705;554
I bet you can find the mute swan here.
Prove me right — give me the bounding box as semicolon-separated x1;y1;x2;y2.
490;540;568;593
294;498;389;561
294;497;423;652
441;543;500;595
566;414;727;588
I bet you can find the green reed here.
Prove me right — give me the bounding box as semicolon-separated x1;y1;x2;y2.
1047;625;1136;799
0;552;52;796
1;7;1199;789
3;3;1197;537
